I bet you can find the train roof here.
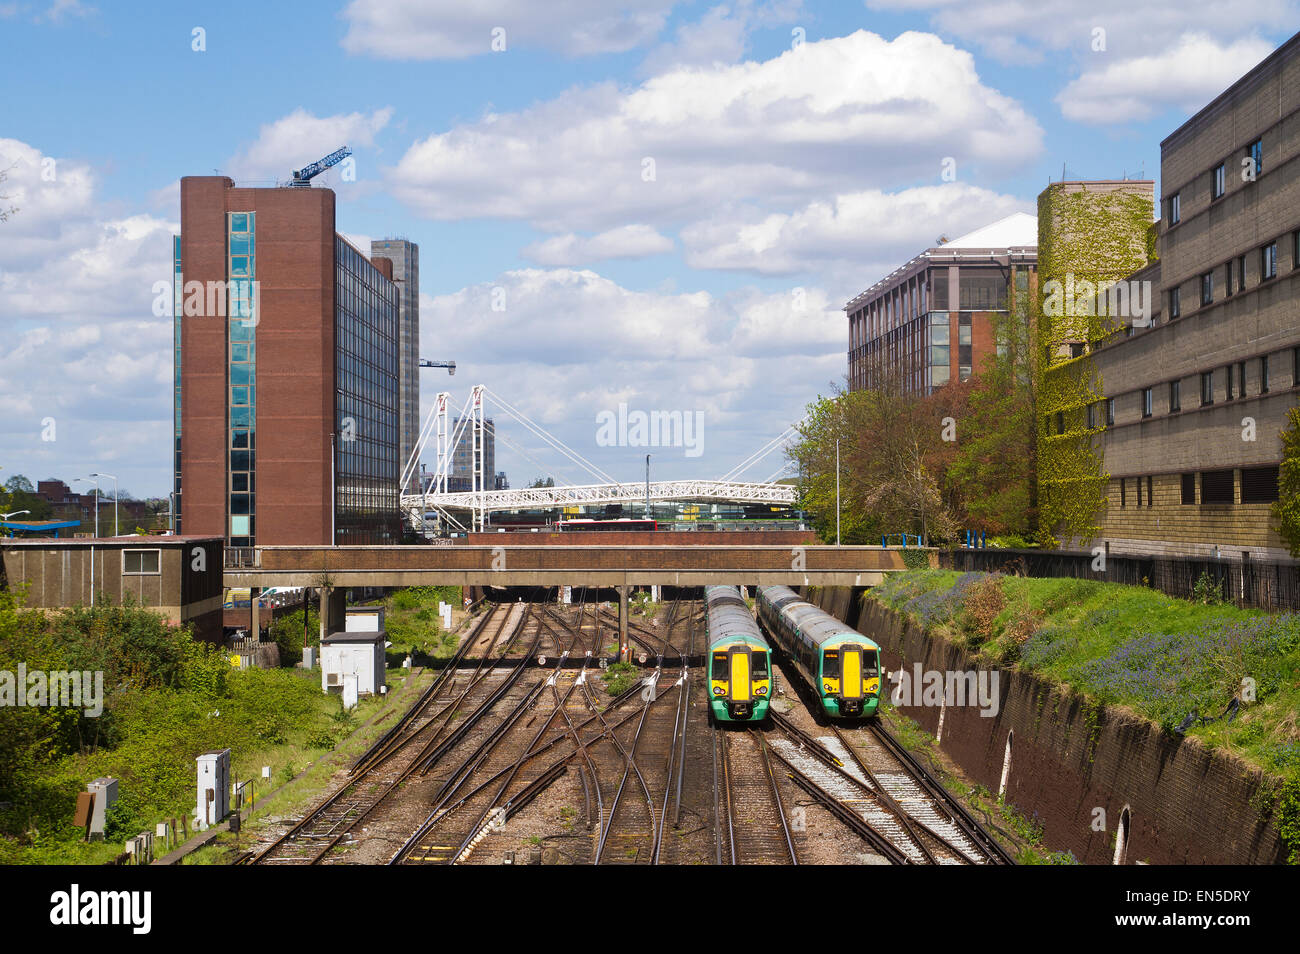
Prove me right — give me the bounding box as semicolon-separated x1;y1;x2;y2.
707;586;768;648
759;586;879;649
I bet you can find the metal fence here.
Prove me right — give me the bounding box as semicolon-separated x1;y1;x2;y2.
940;548;1300;613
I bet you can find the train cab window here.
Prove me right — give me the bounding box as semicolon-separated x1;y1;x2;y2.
711;653;729;680
751;652;769;677
865;651;880;676
822;650;840;679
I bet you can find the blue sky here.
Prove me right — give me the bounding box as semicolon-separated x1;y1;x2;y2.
1;0;1295;498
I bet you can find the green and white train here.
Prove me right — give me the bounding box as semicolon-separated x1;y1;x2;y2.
756;585;882;718
705;585;771;723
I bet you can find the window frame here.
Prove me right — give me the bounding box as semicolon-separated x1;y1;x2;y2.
122;548;162;576
1211;162;1225;200
1168;192;1181;224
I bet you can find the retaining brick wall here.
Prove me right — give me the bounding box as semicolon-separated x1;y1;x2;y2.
806;586;1287;864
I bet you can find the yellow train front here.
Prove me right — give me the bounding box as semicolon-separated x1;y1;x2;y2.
757;586;882;719
705;585;772;722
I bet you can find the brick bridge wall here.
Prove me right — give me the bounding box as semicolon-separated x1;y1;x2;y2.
805;586;1287;865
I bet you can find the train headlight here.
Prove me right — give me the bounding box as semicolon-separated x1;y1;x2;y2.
713;686;725;695
824;684;832;693
756;686;768;695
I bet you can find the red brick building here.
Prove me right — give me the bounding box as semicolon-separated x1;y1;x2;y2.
845;213;1038;395
176;178;401;546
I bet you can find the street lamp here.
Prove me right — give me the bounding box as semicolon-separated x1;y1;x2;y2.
835;438;841;546
91;472;118;537
645;454;651;523
2;510;30;520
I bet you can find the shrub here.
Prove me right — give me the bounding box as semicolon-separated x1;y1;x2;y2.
962;575;1006;644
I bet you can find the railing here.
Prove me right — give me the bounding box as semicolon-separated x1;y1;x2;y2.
941;548;1300;612
224;547;261;569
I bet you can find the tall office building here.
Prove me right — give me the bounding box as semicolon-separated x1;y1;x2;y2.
370;239;419;491
175;177;402;545
845;214;1038;396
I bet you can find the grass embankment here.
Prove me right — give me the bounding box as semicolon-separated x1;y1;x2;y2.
0;585;468;865
867;569;1300;860
380;585;466;665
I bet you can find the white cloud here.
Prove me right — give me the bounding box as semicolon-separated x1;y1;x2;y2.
523;224;674;264
387;30;1043;232
866;0;1294;62
418;268;843;481
1056;33;1277;123
0;137;176;497
340;0;680;59
638;0;804;74
225;108;394;184
681;183;1030;279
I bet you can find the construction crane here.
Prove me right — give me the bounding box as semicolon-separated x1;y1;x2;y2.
420;359;456;375
287;146;352;188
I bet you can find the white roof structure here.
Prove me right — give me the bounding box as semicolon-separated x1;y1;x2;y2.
941;212;1037;249
844;212;1038;312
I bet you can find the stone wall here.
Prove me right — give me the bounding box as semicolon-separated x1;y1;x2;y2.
806;586;1287;864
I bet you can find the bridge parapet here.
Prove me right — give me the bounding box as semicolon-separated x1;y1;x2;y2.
223;544;924;587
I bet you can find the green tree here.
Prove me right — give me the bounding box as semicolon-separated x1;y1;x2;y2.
947;294;1038;536
1274;406;1300;556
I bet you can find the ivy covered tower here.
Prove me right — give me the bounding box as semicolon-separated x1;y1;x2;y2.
1035;180;1156;546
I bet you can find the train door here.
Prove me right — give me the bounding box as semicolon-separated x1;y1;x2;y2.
729;649;751;704
841;647;863;701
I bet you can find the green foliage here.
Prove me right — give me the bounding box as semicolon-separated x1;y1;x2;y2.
1191;570;1225;606
1277;775;1300;865
1036;184;1153;545
602;661;640;696
947;293;1038;536
1274;406;1300;557
269;606;318;665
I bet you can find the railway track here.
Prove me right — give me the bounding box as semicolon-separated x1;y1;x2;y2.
766;709;1012;865
249;602;533;865
714;727;799;864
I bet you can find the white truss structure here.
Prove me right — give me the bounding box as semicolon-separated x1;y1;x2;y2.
402;479;796;527
400;384;797;531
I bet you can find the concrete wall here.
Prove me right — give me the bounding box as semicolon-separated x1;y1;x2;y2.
806;586;1287;864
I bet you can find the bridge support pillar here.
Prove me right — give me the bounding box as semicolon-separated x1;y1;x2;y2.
618;585;629;663
250;587;260;640
319;586;346;640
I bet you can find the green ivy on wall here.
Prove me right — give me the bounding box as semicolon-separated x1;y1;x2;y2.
1035;184;1156;546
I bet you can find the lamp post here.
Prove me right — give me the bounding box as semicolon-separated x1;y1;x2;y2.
91;472;118;536
1;510;30;519
74;476;100;607
835;438;841;546
645;454;651;523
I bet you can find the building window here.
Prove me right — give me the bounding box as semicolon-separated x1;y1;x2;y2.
1168;192;1180;224
123;549;161;575
1261;354;1270;393
1136;476;1143;507
1106;398;1116;426
1169;286;1180;318
1147;475;1153;508
1212;163;1225;199
1237;254;1247;291
1241;466;1280;503
1237;361;1246;398
1294;347;1300;388
1069;342;1085;358
1142;388;1152;418
1200;271;1213;306
1201;469;1235;504
1200;370;1214;405
1262;242;1278;280
1120;478;1126;508
1087;402;1096;429
1056;411;1065;435
1225;366;1234;400
1293;230;1300;270
1225;260;1233;297
1181;473;1196;505
1169;379;1180;413
1247;138;1263;177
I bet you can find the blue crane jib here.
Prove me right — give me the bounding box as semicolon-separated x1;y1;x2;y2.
289;146;352;187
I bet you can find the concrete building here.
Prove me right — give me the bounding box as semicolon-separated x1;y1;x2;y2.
1086;33;1300;560
175;177;402;546
0;535;225;642
845;213;1038;396
370;239;420;492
